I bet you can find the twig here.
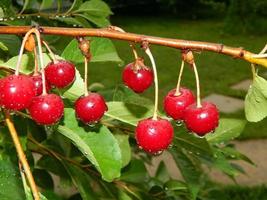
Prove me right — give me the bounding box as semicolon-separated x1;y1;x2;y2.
0;26;266;67
4;110;40;200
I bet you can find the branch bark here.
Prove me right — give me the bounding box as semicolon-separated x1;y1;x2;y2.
4;110;40;200
0;26;266;67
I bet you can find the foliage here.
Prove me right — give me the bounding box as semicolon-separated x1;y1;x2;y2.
0;0;265;200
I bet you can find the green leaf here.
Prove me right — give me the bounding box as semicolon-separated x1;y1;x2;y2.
245;75;267;122
76;13;110;27
220;146;254;165
0;34;21;55
74;0;112;17
120;159;149;183
65;0;83;14
206;118;246;144
155;161;170;183
40;0;54;10
114;133;131;167
0;41;8;51
57;108;122;182
170;148;202;200
61;38;121;64
105;101;154;126
164;180;187;191
62;69;84;101
174;131;213;158
1;53;61;74
0;159;25;200
62;161;97;200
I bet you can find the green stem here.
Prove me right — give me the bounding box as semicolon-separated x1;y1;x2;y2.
174;60;185;96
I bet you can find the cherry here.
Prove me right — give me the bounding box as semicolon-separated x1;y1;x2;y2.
135;117;174;154
45;60;75;88
184;102;219;137
75;93;108;124
30;73;51;96
163;87;195;120
28;94;64;125
0;74;35;110
122;61;153;93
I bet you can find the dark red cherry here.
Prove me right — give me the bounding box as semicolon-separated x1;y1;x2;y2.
45;60;75;88
122;62;153;93
74;93;107;124
163;87;195;120
135;117;174;154
184;102;219;136
28;94;64;125
30;73;51;96
0;74;35;110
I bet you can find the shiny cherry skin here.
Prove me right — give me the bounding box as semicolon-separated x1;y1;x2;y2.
31;73;51;96
163;87;195;120
28;94;64;125
0;74;35;110
45;60;75;88
184;102;219;137
75;93;108;124
122;62;153;93
135;117;174;154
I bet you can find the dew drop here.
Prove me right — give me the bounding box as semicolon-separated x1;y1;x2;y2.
175;120;183;127
230;155;236;158
0;18;3;21
37;15;41;18
87;122;96;127
168;144;173;149
153;150;163;156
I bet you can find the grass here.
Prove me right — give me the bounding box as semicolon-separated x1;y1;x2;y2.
87;16;267;139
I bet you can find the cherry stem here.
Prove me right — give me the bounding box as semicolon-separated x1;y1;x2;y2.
15;29;37;75
174;60;185;96
192;62;202;108
33;46;39;75
130;43;138;60
251;64;256;81
84;56;89;96
144;47;159;120
4;110;40;200
42;40;58;63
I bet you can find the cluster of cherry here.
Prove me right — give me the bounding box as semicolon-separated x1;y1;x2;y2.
0;29;219;155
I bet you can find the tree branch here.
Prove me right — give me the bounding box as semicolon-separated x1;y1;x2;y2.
4;110;40;200
0;26;266;67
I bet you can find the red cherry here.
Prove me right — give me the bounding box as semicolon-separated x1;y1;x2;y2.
135;117;174;154
122;62;153;93
45;60;75;88
30;73;51;96
0;74;35;110
163;87;195;120
28;94;64;125
184;102;219;136
75;93;108;124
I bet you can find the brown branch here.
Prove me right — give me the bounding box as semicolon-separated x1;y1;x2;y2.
0;26;266;67
4;110;40;200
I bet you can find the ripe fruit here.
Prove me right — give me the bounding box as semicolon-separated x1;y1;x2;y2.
163;87;195;120
184;102;219;136
122;60;153;93
45;60;75;88
135;118;174;154
0;74;35;110
31;73;51;96
28;94;64;125
75;93;107;124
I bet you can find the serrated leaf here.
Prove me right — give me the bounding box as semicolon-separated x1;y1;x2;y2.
73;0;112;16
76;13;110;27
65;0;83;14
114;134;131;167
1;53;62;74
62;161;97;200
62;69;84;101
206;118;246;144
61;38;121;64
57;108;122;182
220;146;254;165
170;148;201;200
105;101;154;126
245;75;267;122
0;159;25;200
120;159;149;183
40;0;54;10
